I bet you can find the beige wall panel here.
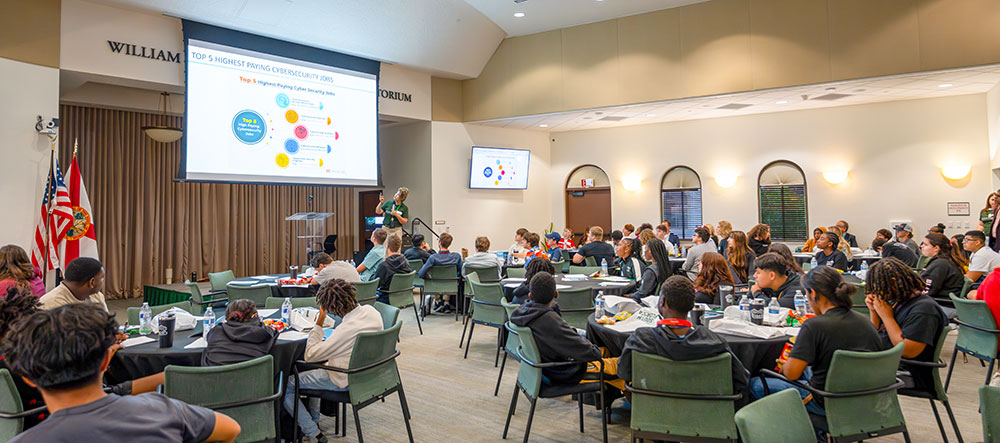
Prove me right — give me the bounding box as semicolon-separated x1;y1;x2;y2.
617;9;684;105
561;20;620;110
0;0;60;68
510;30;564;116
679;0;753;97
917;0;1000;70
463;40;513;120
749;0;831;89
829;0;921;80
432;77;464;122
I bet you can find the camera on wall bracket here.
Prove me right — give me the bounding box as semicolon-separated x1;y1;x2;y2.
35;115;59;135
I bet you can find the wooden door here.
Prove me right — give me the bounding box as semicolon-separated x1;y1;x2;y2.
359;190;382;252
566;188;612;241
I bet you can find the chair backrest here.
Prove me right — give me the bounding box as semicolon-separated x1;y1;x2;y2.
373;302;400;330
850;283;869;316
165;355;276;443
508;324;544;400
550;260;565;272
385;271;417;309
226;284;272;306
915;255;931;270
185;280;205;302
501;299;521;356
264;297;317;309
951;294;999;361
353;279;379;305
127;300;194;325
347;321;403;405
629;352;738;440
464;265;501;283
568;265;601;275
469;280;506;326
423;265;459;293
505;267;526;279
407;259;424;285
584;256;597;266
735;388;814;443
959;277;974;299
981;385;1000;443
823;342;906;438
0;369;24;441
557;287;593;330
208;270;236;291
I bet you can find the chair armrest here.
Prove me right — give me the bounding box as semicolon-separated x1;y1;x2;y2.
624;384;742;401
191;297;228;305
202;372;284;410
0;404;48;420
952;318;1000;334
760;368;905;398
381;286;415;296
296;351;401;374
899;358;947;368
425;276;462;281
514;346;598;369
206;289;228;297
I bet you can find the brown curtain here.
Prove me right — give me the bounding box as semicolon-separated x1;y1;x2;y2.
58;104;356;299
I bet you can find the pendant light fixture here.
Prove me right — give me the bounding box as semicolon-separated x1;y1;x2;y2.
142;91;183;143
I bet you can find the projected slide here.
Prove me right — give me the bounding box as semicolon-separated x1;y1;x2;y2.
469;147;530;190
184;40;378;185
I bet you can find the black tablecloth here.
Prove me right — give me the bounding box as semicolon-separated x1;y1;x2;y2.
586;314;789;375
500;274;636;302
230;275;318;298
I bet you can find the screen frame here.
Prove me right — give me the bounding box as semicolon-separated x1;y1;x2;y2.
468;146;531;190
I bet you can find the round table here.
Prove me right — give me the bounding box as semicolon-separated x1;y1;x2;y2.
229;274;318;298
501;274;636;301
793;252;881;268
585;314;790;375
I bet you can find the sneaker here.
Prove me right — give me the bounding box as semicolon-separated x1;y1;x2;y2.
432;303;448;314
308;433;328;443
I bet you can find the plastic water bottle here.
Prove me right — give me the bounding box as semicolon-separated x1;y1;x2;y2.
281;297;293;323
739;294;750;321
809;256;818;269
794;290;807;315
766;297;781;325
860;260;869;272
594;291;606;318
138;302;152;335
204;306;215;333
600;259;608;277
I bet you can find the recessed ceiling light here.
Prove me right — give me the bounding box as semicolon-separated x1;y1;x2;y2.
538;124;549;128
645;113;656;117
775;100;788;105
938;83;953;88
513;12;525;18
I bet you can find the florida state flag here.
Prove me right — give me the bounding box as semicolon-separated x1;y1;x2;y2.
60;150;99;267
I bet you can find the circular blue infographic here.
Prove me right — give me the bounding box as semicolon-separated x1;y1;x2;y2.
231;110;266;145
483;167;493;178
275;93;290;108
284;138;300;154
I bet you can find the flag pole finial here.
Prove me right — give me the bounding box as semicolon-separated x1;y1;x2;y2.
73;138;79;155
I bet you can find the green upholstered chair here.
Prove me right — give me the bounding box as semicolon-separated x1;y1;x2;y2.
947;294;999;390
0;369;44;442
897;325;963;442
760;343;909;442
569;265;602;275
850;283;868;316
495;298;522;396
353;279;379;306
557;287;593;330
381;271;421;335
505;267;526;279
406;259;424;287
626;352;741;442
226;283;272;307
915;255;931;271
502;323;609;443
550;259;566;274
184;280;228;315
462;265;502;316
164;355;282;443
373;302;400;331
127;300;194;325
265;297;317;310
584;256;597;266
292;321;413;443
421;265;461;320
208;270;236;291
735;389;815;443
959;277;974;299
980;385;1000;443
461;279;507;364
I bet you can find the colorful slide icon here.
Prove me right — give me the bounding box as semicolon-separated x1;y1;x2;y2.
275;153;290;168
294;125;308;140
483;167;493;178
284;138;299;154
275;93;290;108
231;110;266;145
285;110;298;124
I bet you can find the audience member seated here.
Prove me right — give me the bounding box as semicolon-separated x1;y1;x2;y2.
813;232;849;272
202;299;278;367
572;226;615;267
544;232;563;262
508;228;529;266
894;223;919;255
0;245;44;296
801;227;826;253
630;239;671;301
510;258;555;305
403;234;434;262
964;230;1000;287
283;279;383;441
357;228;387;282
825;225;853;260
747;224;771;257
836;220;859;248
726;231;756;285
751;253;803;308
693;252;735;305
0;288;47;428
2;303;240;442
315;259;362;286
622;224;635;239
418;233;463;313
637;223;654;236
309;253;334;285
929;223;947;235
463;236;504;279
653;223;679;256
768;243;805;275
40;257;107;312
875;228;894;243
618;275;749;407
681;227;716;280
750;266;883;417
919;233;966;300
374;235;412;302
610;230;623;249
638;228;656;261
509;272;602;385
716;220;733;255
866;258;948;393
953;235;969;262
703;224;719;249
616;238;645;281
558;228;575;249
520;232;550;265
872;237;918;268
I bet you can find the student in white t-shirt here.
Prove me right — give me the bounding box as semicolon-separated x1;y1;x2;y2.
964;230;1000;284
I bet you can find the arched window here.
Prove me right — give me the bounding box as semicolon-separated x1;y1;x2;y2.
661;166;702;240
758;161;808;241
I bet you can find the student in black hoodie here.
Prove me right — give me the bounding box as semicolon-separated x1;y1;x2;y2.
509;272;602;385
403;234;434;262
202;299;279;367
747;224;771;257
375;235;412;303
872;237;918;268
918;233;966;301
629;238;671;302
617;275;750;407
813;232;849;271
751;253;803;308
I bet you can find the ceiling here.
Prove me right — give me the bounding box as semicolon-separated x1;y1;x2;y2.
468;64;1000;133
462;0;708;37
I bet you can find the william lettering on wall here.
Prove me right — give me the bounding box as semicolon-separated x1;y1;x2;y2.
107;40;182;63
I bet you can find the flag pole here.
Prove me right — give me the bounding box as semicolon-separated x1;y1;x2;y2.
42;139;56;286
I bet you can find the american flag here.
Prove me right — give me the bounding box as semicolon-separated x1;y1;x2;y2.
31;160;74;271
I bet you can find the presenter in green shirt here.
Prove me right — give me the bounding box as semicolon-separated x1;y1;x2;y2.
377;187;409;240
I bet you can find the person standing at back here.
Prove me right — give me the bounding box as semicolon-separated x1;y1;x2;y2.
572;226;615;267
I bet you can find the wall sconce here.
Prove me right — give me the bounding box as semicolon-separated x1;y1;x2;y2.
822;170;849;185
714;174;738;188
622;175;642;192
941;165;971;180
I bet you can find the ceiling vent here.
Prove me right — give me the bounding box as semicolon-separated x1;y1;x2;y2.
717;103;752;110
812;93;851;101
598;116;628;121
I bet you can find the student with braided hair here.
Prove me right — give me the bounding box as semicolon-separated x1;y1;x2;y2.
919;233;966;301
282;279;383;442
866;257;948;392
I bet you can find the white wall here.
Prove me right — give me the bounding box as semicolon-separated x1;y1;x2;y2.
379;122;432;232
988;82;1000;187
430;122;553;254
0;57;60;252
550;94;993;246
